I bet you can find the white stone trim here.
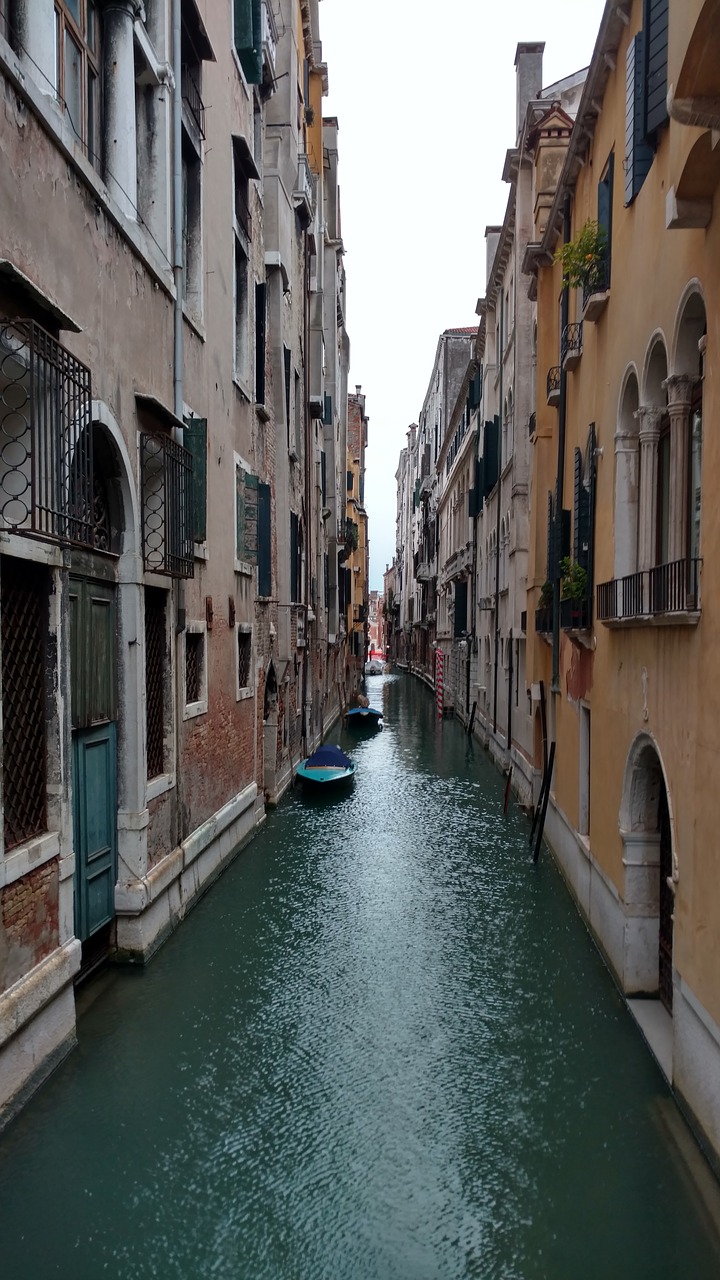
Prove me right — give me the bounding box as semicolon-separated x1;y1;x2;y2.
0;832;60;889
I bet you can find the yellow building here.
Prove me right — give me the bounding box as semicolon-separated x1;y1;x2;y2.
526;0;720;1164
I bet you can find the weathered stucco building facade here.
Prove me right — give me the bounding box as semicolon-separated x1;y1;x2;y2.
0;0;365;1126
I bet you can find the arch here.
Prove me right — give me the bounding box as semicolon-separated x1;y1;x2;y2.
619;733;676;1006
263;660;278;720
614;368;641;578
641;333;669;407
91;400;140;557
672;282;706;378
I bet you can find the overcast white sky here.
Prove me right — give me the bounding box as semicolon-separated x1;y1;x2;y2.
320;0;607;589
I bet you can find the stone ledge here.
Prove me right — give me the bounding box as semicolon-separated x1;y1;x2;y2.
0;938;81;1050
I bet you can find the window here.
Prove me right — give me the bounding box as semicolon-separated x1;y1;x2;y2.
656;415;671;566
144;587;166;780
140;432;195;578
290;511;301;603
255;281;266;406
690;392;702;563
55;0;101;165
182;133;202;306
233;136;257;240
1;557;49;849
257;481;271;597
283;346;292;451
234;239;249;386
237;627;252;695
294;368;302;458
183;623;207;717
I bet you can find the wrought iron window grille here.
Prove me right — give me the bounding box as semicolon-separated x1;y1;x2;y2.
0;319;94;547
140;432;194;578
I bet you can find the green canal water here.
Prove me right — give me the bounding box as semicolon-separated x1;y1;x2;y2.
1;673;720;1279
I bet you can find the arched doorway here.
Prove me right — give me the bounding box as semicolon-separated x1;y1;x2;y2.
620;735;674;1007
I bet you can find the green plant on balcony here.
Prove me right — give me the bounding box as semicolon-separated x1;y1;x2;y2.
555;220;607;291
559;557;588;601
345;518;359;552
539;579;553;608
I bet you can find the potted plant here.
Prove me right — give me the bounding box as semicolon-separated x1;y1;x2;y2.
555;219;607;293
559;556;589;627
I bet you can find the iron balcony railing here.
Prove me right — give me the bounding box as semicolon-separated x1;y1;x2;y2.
546;365;560;403
560;595;592;631
0;319;94;547
582;254;610;311
535;606;553;635
596;558;701;621
182;64;205;138
141;432;195;578
561;322;583;366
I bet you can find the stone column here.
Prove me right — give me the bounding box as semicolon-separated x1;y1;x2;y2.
635;407;663;572
613;428;640;579
664;375;699;563
102;0;142;219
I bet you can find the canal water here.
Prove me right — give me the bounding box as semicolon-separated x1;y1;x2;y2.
1;673;719;1280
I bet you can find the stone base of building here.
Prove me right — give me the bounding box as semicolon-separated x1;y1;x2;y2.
115;783;265;963
0;939;81;1133
544;795;720;1174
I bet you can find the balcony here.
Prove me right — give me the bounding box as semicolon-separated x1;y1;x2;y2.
560;595;592;632
596;559;701;625
181;64;205;139
581;255;610;322
261;0;278;81
420;474;433;498
293;154;316;229
546;366;560;407
416;561;433;582
535;606;553;635
561;322;583;371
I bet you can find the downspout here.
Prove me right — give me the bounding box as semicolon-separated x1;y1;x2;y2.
552;194;571;691
172;0;185;632
302;230;312;751
493;291;504;736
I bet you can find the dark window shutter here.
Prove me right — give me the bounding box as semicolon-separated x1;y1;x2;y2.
323;393;332;425
184;416;207;543
324;553;329;608
561;508;572;562
597;152;614;284
643;0;669;138
234;0;262;84
547;491;554;580
320;451;327;505
257;481;271;597
244;472;258;563
476;457;484;508
346;469;353;492
573;447;582;564
482;418;499;495
290;512;299;602
255;282;266;405
454;580;468;636
625;32;654;205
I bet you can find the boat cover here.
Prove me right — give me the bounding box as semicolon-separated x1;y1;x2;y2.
305;744;353;769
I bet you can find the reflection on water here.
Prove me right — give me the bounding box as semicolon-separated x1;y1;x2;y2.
1;673;719;1279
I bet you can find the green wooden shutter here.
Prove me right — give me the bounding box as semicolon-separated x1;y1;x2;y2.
643;0;669;138
184;416;207;543
236;462;244;559
625;33;654;205
255;282;266;405
482;418;499;495
244;472;258;563
234;0;262;84
257;481;271;597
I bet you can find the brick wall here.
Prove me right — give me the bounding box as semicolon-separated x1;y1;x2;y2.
1;860;59;992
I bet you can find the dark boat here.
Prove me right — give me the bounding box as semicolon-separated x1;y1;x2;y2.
345;705;383;730
296;744;356;788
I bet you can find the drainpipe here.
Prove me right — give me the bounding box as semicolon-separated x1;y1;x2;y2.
493;291;504;736
552;194;571;691
302;230;312;752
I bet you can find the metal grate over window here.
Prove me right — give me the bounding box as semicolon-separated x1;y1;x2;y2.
237;629;251;691
0;319;93;547
141;432;194;578
144;587;166;779
185;631;203;705
1;556;48;849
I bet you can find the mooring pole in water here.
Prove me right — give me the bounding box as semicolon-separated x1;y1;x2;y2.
504;767;513;814
533;741;555;864
468;700;477;736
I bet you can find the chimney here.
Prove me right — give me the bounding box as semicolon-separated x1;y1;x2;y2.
515;42;544;137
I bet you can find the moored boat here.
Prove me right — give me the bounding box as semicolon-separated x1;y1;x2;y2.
296;744;356;788
345;705;383;730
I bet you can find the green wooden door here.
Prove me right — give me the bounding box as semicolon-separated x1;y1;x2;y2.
70;577;118;942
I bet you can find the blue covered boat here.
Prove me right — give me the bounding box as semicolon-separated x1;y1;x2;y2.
296;744;356;788
345;705;383;730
